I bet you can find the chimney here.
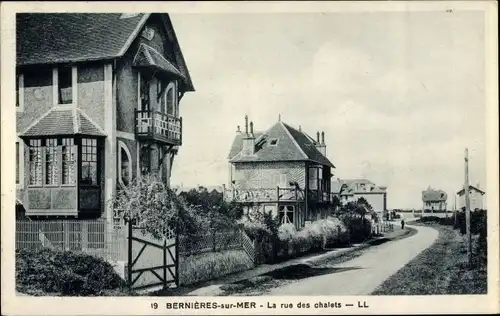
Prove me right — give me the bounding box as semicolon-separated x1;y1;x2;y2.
315;131;327;156
241;116;256;156
236;125;241;133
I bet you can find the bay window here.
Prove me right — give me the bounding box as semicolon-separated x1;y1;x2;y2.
26;137;101;188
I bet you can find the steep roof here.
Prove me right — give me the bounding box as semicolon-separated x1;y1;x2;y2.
228;121;335;168
16;13;194;91
422;187;447;202
21;108;106;137
457;185;485;195
332;179;386;195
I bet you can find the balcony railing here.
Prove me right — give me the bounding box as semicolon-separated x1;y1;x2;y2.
135;110;182;145
224;187;305;203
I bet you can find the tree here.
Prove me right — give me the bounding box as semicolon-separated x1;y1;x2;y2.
110;174;184;239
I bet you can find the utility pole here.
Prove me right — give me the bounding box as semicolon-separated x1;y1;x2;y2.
464;148;472;266
454;194;457;226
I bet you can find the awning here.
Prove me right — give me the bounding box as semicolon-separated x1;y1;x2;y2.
133;43;186;80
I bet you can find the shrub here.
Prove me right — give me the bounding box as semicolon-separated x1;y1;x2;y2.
16;248;125;296
278;223;296;242
179;250;253;285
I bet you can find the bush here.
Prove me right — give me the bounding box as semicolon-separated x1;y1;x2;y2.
179;250;253;285
16;248;125;296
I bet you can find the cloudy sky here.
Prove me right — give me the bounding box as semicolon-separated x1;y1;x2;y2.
169;10;486;209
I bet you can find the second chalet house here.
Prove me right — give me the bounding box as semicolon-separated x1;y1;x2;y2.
457;184;485;211
15;13;194;228
225;116;336;229
422;186;447;212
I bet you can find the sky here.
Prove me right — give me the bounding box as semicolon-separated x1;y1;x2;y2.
169;11;486;209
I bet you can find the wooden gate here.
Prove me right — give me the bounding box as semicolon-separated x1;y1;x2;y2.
125;218;178;291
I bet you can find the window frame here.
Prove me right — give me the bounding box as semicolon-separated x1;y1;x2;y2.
44;138;59;187
118;141;133;187
53;66;77;107
279;205;295;225
16;138;24;187
80;138;100;187
16;72;24;112
164;81;176;116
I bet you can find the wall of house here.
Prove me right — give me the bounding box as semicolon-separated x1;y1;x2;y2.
17;66;53;132
458;191;484;210
77;63;105;130
116;56;139;134
424;200;447;211
232;161;306;190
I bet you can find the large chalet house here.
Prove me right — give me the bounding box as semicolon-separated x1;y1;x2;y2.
225;116;336;229
15;13;194;228
331;179;388;220
422;186;447;212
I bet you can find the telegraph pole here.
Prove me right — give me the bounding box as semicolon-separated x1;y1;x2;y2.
464;148;472;266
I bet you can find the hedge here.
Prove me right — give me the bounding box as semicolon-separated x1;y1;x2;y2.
16;248;125;296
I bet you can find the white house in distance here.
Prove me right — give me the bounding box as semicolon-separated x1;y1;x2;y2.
422;186;447;212
457;184;485;211
331;178;388;221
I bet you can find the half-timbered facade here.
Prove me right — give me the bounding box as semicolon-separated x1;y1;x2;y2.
16;13;194;228
225;116;336;229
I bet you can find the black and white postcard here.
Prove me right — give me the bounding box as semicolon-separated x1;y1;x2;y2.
1;1;498;315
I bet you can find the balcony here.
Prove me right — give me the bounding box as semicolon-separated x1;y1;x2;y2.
309;190;336;204
224;187;305;203
135;110;182;145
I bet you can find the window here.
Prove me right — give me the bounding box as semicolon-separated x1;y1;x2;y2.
62;138;76;184
119;142;132;186
140;146;151;175
81;138;98;185
16;142;20;184
308;167;318;190
45;138;58;185
279;205;295;224
58;67;73;104
165;82;175;116
278;173;288;188
139;73;150;111
16;72;24;111
29;139;43;186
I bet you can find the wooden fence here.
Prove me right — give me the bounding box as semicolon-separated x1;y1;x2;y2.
15;220;127;262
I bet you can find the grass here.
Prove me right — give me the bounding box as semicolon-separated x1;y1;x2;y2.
178;249;254;286
371;223;487;295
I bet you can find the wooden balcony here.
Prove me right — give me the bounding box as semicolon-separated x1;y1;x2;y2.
135;110;182;146
224;187;305;203
309;190;336;204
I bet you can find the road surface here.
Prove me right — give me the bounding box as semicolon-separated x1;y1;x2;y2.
268;224;439;295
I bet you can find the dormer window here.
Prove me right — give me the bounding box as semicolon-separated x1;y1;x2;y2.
58;66;73;104
269;138;279;146
16;71;24;111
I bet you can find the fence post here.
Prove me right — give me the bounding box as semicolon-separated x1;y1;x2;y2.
82;221;89;251
63;221;69;251
163;239;167;289
127;220;133;288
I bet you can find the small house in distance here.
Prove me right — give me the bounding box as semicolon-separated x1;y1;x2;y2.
457;184;485;211
225;116;336;229
422;186;447;213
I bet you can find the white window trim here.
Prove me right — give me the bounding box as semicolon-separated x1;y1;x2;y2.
16;73;24;112
118;141;133;187
53;66;78;107
137;71;141;110
16;137;24;188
